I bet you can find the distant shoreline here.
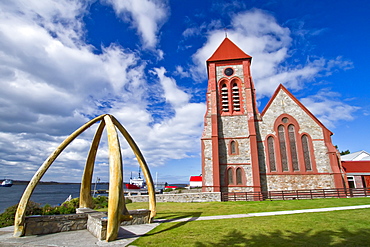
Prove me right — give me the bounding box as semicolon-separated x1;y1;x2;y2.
0;180;109;185
0;180;188;187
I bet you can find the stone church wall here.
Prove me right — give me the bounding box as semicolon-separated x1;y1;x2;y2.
258;89;336;190
216;65;244;81
218;116;249;138
218;138;250;164
259;89;332;170
202;139;214;190
262;174;335;191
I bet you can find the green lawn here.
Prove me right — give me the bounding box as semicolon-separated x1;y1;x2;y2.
127;198;370;246
126;197;370;219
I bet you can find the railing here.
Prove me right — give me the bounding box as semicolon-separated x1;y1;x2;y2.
221;188;370;201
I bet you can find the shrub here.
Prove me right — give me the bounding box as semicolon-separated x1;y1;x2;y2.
92;196;108;209
0;201;42;228
91;196;131;209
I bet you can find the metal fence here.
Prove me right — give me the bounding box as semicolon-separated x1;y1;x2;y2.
221;188;370;201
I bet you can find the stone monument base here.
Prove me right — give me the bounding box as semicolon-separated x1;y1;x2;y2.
23;208;151;241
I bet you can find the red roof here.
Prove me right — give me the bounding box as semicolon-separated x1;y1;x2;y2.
165;186;178;189
342;161;370;173
190;176;202;182
207;38;251;63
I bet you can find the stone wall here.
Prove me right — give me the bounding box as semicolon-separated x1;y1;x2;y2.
86;212;107;240
259;89;331;172
24;208;153;238
203;139;215;190
24;214;87;236
262;174;335;191
258;88;337;190
126;192;221;203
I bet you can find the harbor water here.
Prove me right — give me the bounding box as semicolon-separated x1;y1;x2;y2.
0;183;109;214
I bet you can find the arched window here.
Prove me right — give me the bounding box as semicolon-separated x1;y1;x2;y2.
236;168;243;185
278;125;289;171
267;136;276;171
302;135;312;171
221;83;229;112
232;82;240;112
288;125;299;171
230;140;237;154
227;168;233;185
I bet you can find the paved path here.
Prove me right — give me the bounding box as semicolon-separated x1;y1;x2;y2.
0;204;369;247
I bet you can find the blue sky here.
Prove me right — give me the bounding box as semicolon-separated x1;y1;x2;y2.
0;0;369;184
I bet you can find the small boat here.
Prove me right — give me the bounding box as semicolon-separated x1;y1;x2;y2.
0;179;13;187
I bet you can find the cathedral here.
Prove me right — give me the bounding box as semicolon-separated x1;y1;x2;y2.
201;38;347;194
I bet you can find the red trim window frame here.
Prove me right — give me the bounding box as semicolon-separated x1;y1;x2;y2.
229;140;239;155
218;78;244;116
226;166;246;186
265;114;317;174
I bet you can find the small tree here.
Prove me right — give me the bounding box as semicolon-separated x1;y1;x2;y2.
340;150;350;155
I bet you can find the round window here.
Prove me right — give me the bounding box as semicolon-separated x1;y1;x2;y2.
224;68;234;76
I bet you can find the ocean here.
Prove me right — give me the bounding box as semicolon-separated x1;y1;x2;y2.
0;183;108;214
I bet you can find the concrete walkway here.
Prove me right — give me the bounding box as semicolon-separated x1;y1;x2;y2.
1;204;369;247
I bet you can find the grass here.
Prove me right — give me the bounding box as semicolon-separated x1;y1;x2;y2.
126;197;370;219
125;197;370;246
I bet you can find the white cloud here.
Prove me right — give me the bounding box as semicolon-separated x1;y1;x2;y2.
153;67;190;107
104;0;169;49
300;90;360;128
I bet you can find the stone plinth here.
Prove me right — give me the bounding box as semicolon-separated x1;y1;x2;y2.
86;212;107;240
121;209;151;226
23;208;153;240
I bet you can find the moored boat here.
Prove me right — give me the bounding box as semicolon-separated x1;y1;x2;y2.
0;179;13;187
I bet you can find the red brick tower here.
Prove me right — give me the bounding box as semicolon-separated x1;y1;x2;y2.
201;38;262;193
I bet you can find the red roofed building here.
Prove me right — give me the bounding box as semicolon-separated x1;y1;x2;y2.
341;151;370;188
189;176;202;188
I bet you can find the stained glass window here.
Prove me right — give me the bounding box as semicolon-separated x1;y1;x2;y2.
228;168;233;185
278;125;289;171
302;135;312;171
236;168;243;185
267;136;276;171
288;125;299;171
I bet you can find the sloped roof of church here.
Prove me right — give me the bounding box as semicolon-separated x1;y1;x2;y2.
207;38;252;62
262;84;333;135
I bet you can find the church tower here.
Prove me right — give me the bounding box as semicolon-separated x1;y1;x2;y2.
201;38;262;193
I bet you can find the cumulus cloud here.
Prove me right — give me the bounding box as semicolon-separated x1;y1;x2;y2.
104;0;169;49
300;90;360;128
